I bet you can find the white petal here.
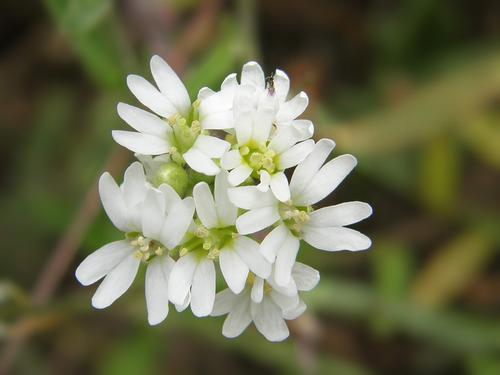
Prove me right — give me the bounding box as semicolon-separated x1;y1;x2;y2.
257;170;271;192
228;186;277;209
276;91;308;123
91;253;140;309
269;125;311;155
222;291;252;338
267;278;298;298
228;164;253;186
308;201;373;227
251;297;289;342
290;119;314;139
161;197;195;249
270;172;291;202
193;182;217;229
199;88;233;116
219;247;249;293
192;135;229;158
145;256;174;325
191;258;216;317
122;162;148;208
117;102;170;138
277;139;315;170
241;61;265;90
290;138;335;201
150;55;191;116
197;87;215;101
292;262;320;291
296;154;357;206
158;183;182;213
234;110;252;145
251;102;276;144
141;188;166;240
201;111;233;130
269;290;300;315
99;172;128;232
251;277;264;303
236;207;280;235
273;69;290;103
220;150;242;170
183;148;220;176
168;252;197;304
282;299;306;320
302;226;372;251
214;171;237;226
112;130;170;155
235;207;281;235
260;224;288;263
221;72;238;90
127;74;176;118
212;288;238;316
75;240;133;286
274;232;300;287
233;236;271;278
175;293;191;312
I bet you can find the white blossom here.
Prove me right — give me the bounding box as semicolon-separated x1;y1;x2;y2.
228;139;372;286
75;162;195;325
76;58;373;341
211;262;319;341
219;62;315;201
168;171;271;316
112;55;230;176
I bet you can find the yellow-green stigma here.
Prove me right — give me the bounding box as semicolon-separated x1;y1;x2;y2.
175;225;236;260
238;142;279;177
279;203;312;237
126;232;166;263
163;101;202;164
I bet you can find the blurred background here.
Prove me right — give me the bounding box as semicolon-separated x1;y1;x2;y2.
1;0;500;374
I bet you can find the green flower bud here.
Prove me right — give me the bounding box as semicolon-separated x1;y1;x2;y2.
154;162;188;196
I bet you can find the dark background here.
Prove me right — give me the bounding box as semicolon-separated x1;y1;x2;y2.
1;0;500;374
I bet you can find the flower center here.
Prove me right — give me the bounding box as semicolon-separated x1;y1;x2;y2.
238;142;279;177
165;100;202;162
126;232;166;263
175;225;237;260
279;203;312;237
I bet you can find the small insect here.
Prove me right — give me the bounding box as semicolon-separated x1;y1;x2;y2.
265;72;275;96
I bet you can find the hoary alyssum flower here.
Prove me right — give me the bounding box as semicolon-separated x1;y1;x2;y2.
75;162;195;325
228;139;372;287
168;171;271;317
76;56;373;342
220;62;315;202
112;55;231;177
211;262;319;341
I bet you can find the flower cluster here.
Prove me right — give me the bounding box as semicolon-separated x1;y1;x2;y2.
76;56;372;341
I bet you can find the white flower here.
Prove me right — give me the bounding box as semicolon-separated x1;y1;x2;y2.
220;62;315;201
235;61;311;129
228;139;372;286
112;55;229;176
196;72;239;129
168;171;271;316
75;162;195;325
76;58;374;340
211;262;319;342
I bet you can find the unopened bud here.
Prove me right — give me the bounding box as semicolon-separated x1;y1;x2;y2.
154;162;188;196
